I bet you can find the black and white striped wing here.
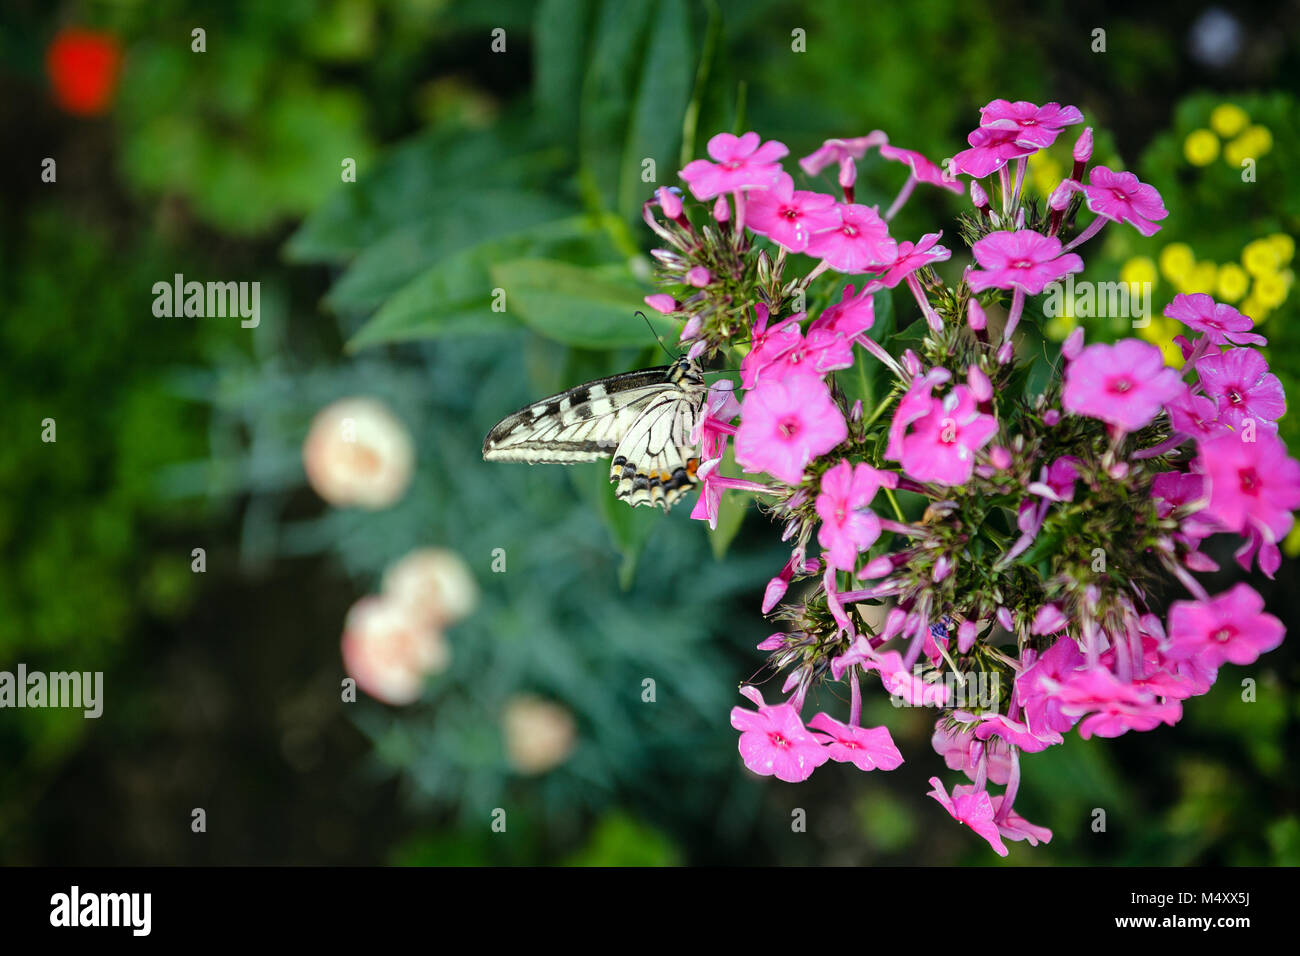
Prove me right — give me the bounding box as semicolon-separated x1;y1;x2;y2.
607;392;702;510
482;368;681;465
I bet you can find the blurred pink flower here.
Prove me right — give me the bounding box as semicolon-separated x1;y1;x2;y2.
303;397;414;510
1166;583;1285;669
799;132;887;176
382;548;478;628
679;131;788;200
341;595;447;706
1197;431;1300;540
879;143;963;194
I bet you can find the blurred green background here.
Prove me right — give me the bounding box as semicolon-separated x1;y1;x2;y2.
1;0;1297;865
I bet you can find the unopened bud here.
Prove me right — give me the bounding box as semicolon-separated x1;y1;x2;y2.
967;299;987;331
656;186;684;220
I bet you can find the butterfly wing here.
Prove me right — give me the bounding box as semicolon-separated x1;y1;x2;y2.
608;390;703;511
482;368;678;464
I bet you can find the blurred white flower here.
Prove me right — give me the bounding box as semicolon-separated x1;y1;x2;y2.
382;547;478;628
341;595;448;706
303;397;414;509
502;695;577;775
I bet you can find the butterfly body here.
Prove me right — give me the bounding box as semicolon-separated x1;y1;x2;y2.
483;356;707;511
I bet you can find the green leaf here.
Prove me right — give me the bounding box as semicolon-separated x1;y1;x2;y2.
489;258;677;348
346;218;600;351
534;0;599;145
326;191;574;312
616;0;694;222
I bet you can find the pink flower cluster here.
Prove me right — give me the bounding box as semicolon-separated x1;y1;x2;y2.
642;99;1294;857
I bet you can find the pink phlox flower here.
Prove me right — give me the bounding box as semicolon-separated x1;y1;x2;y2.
1195;347;1286;428
1062;339;1183;432
730;685;830;782
815;459;895;571
805;203;898;273
739;314;802;389
951;125;1034;178
1030;603;1069;635
880;231;952;287
1052;667;1182;739
967;230;1084;295
1014;636;1086;736
810;282;879;340
679;131;788;200
973;713;1063;752
878;143;963;194
1163;292;1266;346
1233;525;1284;579
885;369;952;462
1082;166;1168;237
1166;386;1231;441
1197;431;1300;542
735;372;848;485
1166;583;1285;669
690;380;741;460
931;721;1013;785
807;713;903;771
1027;455;1080;502
987;794;1053;846
979;99;1084;149
689;457;726;530
875;650;950;706
762;549;820;613
896;385;999;486
927;777;1009;856
830;633;879;681
799;131;888;176
744;172;842;253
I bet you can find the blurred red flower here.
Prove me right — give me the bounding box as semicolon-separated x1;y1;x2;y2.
46;28;122;116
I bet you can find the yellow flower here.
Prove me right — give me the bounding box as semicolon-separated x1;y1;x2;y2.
1215;263;1250;302
1028;151;1062;197
1138;316;1184;369
1209;103;1249;138
1183;128;1219;165
1185;261;1218;295
1239;296;1268;324
1285;522;1300;560
1245;125;1274;155
1254;271;1290;308
1159;243;1195;282
1243;238;1279;276
1044;309;1077;342
1120;256;1158;289
1267;233;1295;266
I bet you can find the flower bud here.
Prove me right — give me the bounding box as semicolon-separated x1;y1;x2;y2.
970;179;990;211
989;446;1012;470
1072;126;1093;164
996;340;1014;365
967;299;987;331
838;156;857;189
656;185;684;220
712;195;730;222
644;293;677;315
967;365;993;402
1062;326;1085;360
1048;179;1078;212
685;266;711;287
957;620;978;653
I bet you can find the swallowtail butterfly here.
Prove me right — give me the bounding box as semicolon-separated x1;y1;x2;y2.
483;355;708;512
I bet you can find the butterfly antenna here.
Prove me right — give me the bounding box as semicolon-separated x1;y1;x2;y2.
636;310;678;360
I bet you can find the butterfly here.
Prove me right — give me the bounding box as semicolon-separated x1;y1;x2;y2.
483;355;708;512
